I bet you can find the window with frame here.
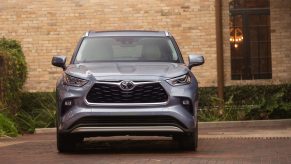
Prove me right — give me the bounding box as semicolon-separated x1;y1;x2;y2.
229;0;272;80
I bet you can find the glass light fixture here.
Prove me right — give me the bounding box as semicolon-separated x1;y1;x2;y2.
230;27;243;48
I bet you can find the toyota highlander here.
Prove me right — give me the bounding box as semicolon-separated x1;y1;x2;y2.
52;30;204;152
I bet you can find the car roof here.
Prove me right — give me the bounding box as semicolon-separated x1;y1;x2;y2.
84;30;171;37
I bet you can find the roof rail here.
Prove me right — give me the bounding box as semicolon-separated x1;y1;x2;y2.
165;31;171;36
83;30;94;37
82;30;170;37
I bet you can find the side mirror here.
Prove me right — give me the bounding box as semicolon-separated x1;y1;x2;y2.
188;54;204;69
52;55;67;70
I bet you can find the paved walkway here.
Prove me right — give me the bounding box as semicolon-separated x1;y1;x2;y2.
1;126;291;164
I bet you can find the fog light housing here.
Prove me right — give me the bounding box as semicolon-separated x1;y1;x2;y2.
181;98;193;115
182;99;190;105
64;100;73;106
61;99;74;116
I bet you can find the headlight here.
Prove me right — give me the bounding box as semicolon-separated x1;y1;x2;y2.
63;74;88;87
166;74;191;86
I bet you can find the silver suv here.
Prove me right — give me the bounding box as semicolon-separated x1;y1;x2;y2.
52;31;204;152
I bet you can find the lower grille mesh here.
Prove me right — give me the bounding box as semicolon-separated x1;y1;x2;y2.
70;116;186;129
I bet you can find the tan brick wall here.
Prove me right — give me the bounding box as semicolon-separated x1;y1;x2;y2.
270;0;291;83
222;0;291;86
1;0;290;91
0;0;217;92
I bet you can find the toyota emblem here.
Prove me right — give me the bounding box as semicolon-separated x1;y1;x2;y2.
120;81;135;91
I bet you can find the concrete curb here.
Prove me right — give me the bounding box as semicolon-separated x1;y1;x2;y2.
199;119;291;129
35;119;291;134
35;128;56;134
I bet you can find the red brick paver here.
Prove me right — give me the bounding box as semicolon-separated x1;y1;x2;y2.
0;130;291;164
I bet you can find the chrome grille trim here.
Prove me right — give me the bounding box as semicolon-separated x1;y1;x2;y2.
71;126;184;133
85;81;169;106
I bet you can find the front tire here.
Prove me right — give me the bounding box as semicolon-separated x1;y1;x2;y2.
174;123;198;151
57;132;82;153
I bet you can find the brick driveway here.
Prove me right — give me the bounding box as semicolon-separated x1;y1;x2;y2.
1;127;291;164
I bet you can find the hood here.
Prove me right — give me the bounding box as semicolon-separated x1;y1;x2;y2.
65;62;189;81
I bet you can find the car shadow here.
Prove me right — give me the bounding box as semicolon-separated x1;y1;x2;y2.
67;137;193;154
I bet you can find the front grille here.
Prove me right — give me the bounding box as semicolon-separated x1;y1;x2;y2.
69;116;186;129
86;82;168;103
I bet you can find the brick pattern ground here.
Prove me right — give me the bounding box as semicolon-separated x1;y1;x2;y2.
1;133;291;164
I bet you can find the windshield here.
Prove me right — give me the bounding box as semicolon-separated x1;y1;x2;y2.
75;36;181;63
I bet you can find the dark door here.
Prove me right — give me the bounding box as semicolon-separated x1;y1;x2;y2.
230;0;271;80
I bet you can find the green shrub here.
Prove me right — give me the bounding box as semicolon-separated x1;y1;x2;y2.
198;96;253;121
6;84;291;132
16;92;56;133
0;113;18;137
20;92;56;113
198;87;217;109
0;38;27;114
16;108;56;134
198;84;291;121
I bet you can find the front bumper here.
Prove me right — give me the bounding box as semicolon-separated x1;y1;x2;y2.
56;79;198;135
58;104;196;133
